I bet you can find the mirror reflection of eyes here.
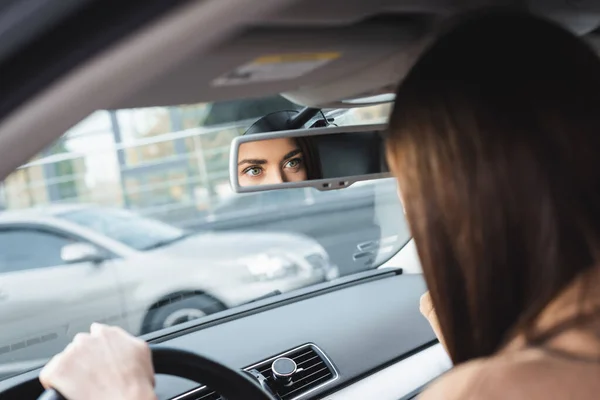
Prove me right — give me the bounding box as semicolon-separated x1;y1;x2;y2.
243;166;263;177
283;156;303;170
237;139;307;185
231;127;392;192
240;154;304;179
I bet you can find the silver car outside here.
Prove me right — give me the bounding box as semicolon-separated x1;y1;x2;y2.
0;205;338;378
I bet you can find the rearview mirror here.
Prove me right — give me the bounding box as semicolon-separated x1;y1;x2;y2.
230;124;390;193
61;243;105;264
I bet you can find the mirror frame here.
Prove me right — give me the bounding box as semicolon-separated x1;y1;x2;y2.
230;123;391;193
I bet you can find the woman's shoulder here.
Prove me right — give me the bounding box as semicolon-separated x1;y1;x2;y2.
418;348;553;400
417;357;492;400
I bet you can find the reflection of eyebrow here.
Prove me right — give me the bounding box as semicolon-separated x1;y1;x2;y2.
282;149;301;160
238;159;267;166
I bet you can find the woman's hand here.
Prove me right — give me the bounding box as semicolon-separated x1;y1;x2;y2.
40;323;157;400
420;291;447;352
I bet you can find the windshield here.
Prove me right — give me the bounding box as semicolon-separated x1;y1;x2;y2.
57;208;186;251
0;96;409;379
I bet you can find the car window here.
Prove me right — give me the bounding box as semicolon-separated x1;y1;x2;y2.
0;229;73;273
0;97;408;378
58;207;186;251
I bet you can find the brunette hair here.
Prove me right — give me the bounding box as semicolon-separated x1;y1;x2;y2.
387;11;600;364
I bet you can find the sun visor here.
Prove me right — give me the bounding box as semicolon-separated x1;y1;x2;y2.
111;21;424;109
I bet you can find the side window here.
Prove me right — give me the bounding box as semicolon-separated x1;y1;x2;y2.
0;229;74;273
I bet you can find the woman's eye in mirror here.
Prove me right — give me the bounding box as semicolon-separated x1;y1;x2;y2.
283;157;303;170
232;128;390;189
243;166;263;177
237;138;313;187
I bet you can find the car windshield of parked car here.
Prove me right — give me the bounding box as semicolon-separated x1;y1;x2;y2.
0;95;409;380
57;208;187;251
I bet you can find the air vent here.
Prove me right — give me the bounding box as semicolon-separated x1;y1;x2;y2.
172;344;337;400
250;344;337;400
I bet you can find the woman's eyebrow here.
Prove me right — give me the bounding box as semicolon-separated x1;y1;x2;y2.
238;158;267;166
282;149;302;160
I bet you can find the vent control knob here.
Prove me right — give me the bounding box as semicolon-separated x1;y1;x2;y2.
272;357;297;385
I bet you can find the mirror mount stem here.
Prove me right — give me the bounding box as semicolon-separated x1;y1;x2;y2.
286;107;320;130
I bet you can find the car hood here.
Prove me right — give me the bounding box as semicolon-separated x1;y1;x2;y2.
153;230;324;261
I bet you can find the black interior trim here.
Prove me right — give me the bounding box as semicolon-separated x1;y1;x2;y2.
0;0;192;122
0;0;94;64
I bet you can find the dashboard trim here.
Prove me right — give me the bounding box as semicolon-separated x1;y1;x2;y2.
321;343;451;400
170;384;208;400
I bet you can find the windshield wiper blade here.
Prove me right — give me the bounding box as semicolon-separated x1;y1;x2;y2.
142;232;193;251
243;290;282;305
241;268;402;307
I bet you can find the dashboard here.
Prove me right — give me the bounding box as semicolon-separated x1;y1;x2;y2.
0;272;451;399
153;271;449;399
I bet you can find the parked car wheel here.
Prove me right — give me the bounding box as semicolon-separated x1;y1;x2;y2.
143;294;227;333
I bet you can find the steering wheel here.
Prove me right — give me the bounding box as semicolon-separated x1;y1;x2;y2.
37;345;276;400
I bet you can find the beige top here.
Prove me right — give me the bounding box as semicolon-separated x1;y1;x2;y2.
419;268;600;399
